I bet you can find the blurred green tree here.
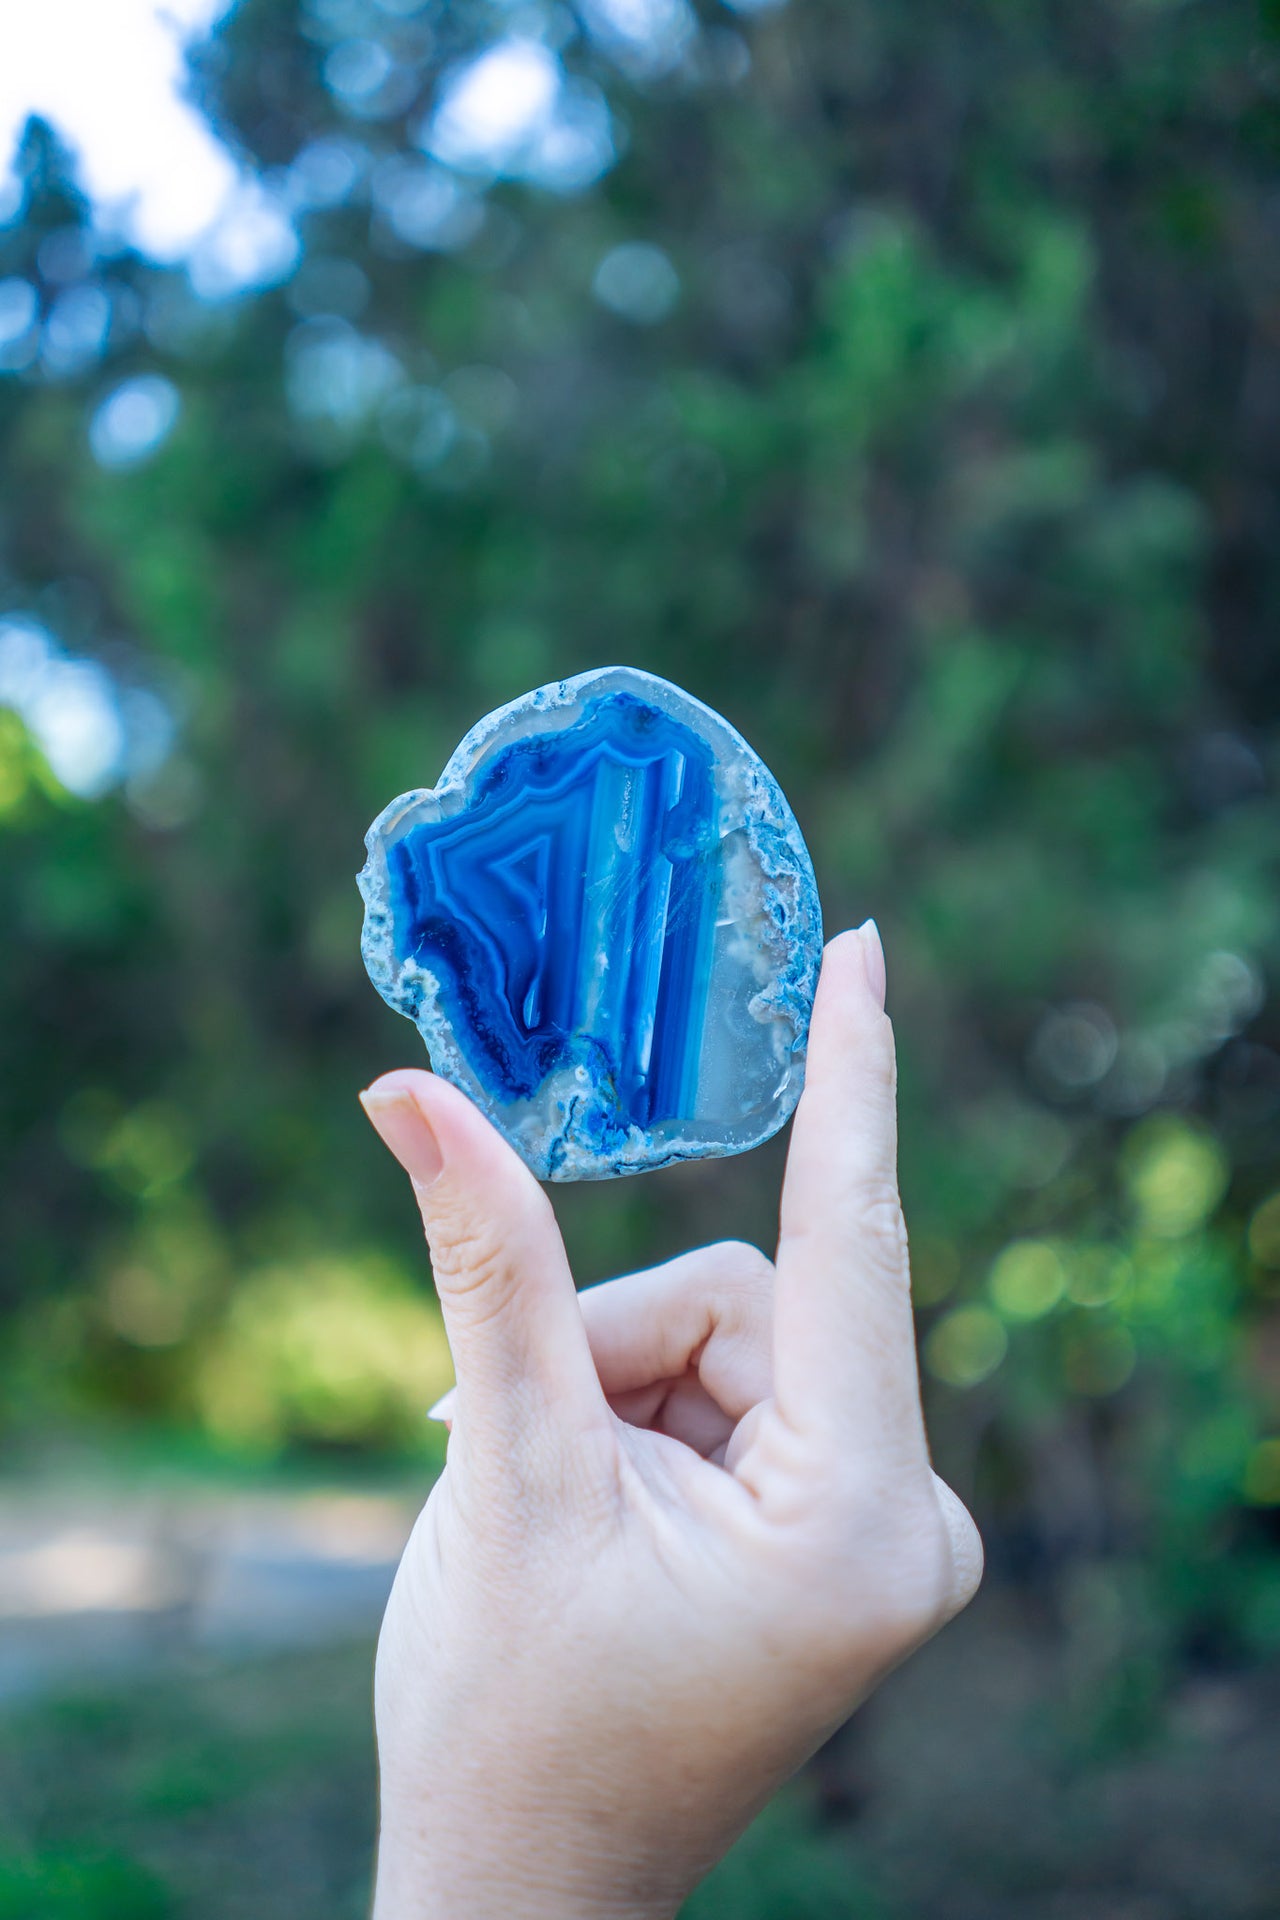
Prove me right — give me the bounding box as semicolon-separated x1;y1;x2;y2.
0;0;1278;1705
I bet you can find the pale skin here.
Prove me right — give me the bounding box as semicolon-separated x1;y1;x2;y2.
359;923;983;1920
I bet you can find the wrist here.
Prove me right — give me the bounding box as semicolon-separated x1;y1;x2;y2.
373;1807;676;1920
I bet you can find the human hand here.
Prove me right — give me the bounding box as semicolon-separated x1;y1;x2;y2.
359;925;982;1920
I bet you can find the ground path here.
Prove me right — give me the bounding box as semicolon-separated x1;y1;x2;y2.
0;1476;417;1699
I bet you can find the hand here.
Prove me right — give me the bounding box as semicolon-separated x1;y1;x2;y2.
359;925;982;1920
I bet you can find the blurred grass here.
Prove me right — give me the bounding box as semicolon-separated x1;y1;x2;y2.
0;1643;874;1920
4;1592;1280;1919
0;1646;378;1920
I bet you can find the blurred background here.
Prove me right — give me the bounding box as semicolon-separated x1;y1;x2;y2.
1;0;1279;1913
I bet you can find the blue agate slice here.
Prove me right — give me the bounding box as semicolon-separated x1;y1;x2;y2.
358;667;822;1181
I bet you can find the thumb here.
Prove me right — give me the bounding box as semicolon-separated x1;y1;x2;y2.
360;1069;605;1458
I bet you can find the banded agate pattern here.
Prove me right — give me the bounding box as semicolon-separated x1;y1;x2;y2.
358;667;822;1181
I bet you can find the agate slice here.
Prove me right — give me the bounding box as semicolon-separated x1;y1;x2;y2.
358;667;822;1181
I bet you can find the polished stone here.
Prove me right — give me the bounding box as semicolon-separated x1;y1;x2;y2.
358;667;822;1181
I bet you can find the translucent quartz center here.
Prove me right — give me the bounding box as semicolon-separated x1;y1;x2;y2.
358;668;822;1181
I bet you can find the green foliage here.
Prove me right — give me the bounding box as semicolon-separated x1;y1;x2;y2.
0;1650;378;1920
683;1794;883;1920
191;1251;454;1450
1;1646;880;1920
0;1852;170;1920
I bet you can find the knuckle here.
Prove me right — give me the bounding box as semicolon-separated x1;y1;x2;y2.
857;1186;910;1267
427;1215;504;1295
875;1004;899;1052
705;1241;775;1342
862;1011;898;1086
710;1239;775;1294
425;1187;544;1308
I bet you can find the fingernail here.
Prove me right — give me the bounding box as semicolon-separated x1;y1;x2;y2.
857;919;886;1010
359;1085;444;1190
427;1388;456;1424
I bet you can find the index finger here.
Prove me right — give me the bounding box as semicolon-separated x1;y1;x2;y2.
772;925;930;1465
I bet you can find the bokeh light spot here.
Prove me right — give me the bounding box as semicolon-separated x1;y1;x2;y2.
1122;1116;1230;1239
1029;1001;1118;1093
0;276;38;347
188;181;300;299
988;1240;1066;1321
286;135;368;209
25;657;126;794
1065;1246;1131;1308
593;242;680;324
325;37;394;103
523;80;614;194
580;0;698;76
419;35;613;191
89;373;181;469
0;617;128;798
371;156;482;251
0;614;173;800
924;1304;1008;1388
42;283;112;378
1197;949;1264;1040
285;317;402;438
424;38;561;175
